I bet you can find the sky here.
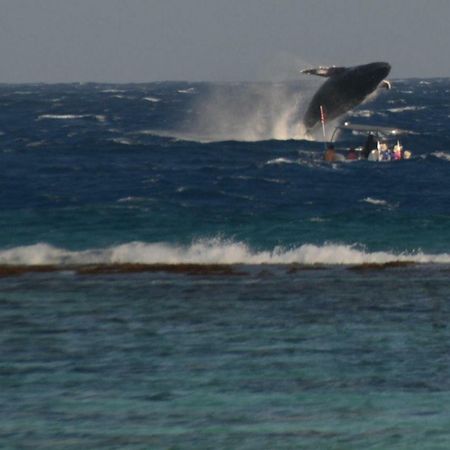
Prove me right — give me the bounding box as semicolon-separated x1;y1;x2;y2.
0;0;449;83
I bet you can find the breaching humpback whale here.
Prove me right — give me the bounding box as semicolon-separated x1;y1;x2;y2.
301;62;391;130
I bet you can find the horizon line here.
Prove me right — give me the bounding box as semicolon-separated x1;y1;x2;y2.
0;75;449;86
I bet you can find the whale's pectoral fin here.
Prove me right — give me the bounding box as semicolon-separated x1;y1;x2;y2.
380;80;391;89
301;66;347;77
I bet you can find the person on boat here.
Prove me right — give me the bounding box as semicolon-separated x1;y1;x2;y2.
363;133;377;159
346;147;357;160
379;141;391;161
393;142;403;160
324;143;336;162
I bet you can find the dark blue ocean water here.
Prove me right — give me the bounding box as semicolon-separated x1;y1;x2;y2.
1;80;450;449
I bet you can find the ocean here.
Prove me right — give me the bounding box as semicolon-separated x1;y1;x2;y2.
1;79;450;449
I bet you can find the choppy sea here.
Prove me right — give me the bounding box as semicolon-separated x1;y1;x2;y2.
1;79;450;449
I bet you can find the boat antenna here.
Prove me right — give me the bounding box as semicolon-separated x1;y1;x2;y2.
320;105;327;149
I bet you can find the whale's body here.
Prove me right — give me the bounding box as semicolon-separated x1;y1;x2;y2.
302;62;391;130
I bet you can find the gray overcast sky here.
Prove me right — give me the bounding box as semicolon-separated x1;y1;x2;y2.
0;0;449;83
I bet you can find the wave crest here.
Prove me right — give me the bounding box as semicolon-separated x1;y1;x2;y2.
1;240;450;267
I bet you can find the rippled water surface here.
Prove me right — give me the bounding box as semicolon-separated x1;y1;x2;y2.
2;80;450;449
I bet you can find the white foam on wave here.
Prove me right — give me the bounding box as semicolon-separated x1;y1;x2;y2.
38;114;86;120
101;89;126;94
431;152;450;162
361;197;399;210
178;88;196;94
1;240;450;267
265;153;341;169
265;157;297;165
143;96;161;103
387;106;426;113
362;197;388;206
111;137;135;146
37;114;106;122
117;196;147;203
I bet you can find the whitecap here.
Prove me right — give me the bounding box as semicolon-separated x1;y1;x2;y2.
111;137;135;146
362;197;388;206
361;197;398;209
101;89;125;93
2;240;450;266
38;114;87;120
177;88;196;94
387;106;426;113
431;152;450;162
26;140;47;148
135;129;157;136
265;157;296;165
37;114;106;122
143;96;161;103
117;196;147;203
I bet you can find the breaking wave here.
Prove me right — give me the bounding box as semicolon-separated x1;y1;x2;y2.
362;197;388;206
37;114;106;122
431;151;450;162
361;197;398;209
1;240;450;267
178;88;196;94
387;106;426;113
143;96;161;103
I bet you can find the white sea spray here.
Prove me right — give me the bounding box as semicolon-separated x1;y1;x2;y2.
2;240;450;266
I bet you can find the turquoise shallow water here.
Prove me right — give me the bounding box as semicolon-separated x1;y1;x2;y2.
2;266;450;449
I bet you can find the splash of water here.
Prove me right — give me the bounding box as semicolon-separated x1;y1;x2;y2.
185;81;318;142
1;239;450;266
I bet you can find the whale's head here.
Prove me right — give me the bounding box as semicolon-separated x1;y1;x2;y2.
348;62;391;93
